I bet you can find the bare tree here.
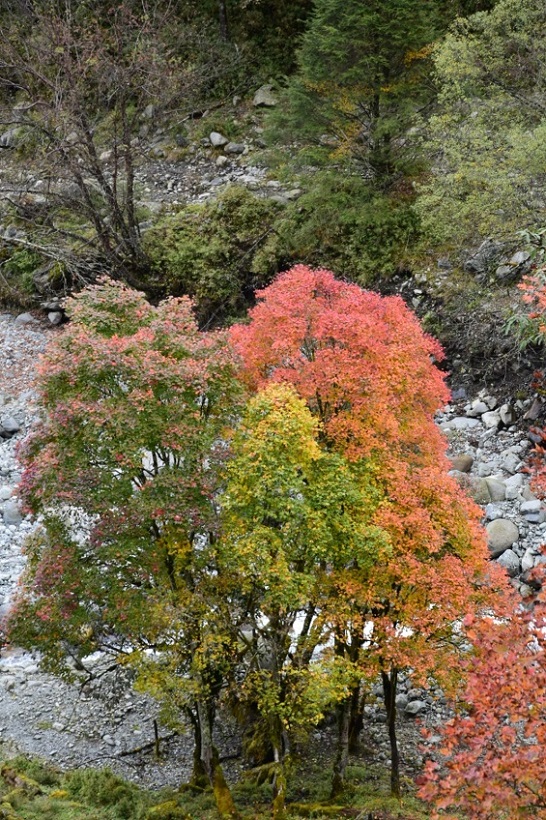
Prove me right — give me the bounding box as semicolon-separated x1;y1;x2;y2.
0;0;238;295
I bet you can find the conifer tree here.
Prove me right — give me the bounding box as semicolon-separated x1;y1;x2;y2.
271;0;445;178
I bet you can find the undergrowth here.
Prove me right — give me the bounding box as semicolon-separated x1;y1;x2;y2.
0;754;432;820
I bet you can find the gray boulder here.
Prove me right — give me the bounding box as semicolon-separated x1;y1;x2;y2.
224;142;246;155
505;473;525;500
405;700;427;717
464;239;504;274
466;399;488;417
14;313;35;325
3;500;22;526
485;478;506;502
486;519;519;557
1;416;20;437
482;410;501;429
209;131;229;147
453;472;492;505
496;549;520;577
253;84;277;107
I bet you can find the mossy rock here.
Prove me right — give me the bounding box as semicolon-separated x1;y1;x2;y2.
0;765;43;797
146;799;190;819
0;803;22;820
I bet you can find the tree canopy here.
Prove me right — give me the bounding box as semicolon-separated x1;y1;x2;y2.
8;266;512;813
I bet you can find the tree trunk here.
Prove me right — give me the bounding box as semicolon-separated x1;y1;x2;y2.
348;683;365;754
218;0;229;41
272;741;287;820
196;700;239;818
330;696;351;798
188;710;208;790
381;669;400;799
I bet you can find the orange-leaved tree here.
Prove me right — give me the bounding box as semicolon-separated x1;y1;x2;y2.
418;582;546;820
231;265;510;797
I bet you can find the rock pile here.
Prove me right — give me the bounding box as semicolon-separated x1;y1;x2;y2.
439;388;546;597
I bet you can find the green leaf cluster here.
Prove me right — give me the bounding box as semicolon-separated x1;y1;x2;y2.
268;173;420;284
144;187;283;325
416;0;546;251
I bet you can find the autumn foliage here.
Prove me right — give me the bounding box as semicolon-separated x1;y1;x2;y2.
10;266;511;815
231;265;508;798
416;273;546;820
418;587;546;819
519;272;546;497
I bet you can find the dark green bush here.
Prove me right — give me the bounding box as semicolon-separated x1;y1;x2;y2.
266;172;420;285
0;246;44;307
144;186;283;325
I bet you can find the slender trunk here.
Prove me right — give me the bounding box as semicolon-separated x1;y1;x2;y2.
196;700;239;818
188;710;208;789
272;740;287;820
348;683;365;754
330;697;351;798
381;669;400;799
218;0;230;41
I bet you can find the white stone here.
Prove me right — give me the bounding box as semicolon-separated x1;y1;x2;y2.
209;131;229;147
482;411;501;429
522;548;536;573
253;84;277;107
449;416;481;430
521;499;542;514
466;400;488;417
499;403;515;426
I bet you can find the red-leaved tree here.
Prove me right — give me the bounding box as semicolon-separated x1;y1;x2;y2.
230;265;509;797
418;581;546;819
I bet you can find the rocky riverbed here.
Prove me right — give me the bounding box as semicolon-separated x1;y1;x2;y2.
1;308;545;786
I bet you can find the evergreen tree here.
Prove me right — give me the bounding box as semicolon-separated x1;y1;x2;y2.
270;0;446;179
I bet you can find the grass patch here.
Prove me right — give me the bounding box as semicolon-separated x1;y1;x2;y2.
0;754;433;820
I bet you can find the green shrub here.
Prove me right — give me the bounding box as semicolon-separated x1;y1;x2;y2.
2;757;60;789
0;246;44;307
65;768;150;818
266;172;420;285
144;186;283;325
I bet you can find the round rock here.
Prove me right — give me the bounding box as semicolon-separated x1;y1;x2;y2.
450;454;473;473
486;519;519;557
209;131;229;147
2;499;22;526
496;548;520;577
405;700;427;717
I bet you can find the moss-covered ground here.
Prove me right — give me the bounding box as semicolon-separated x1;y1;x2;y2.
0;754;433;820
